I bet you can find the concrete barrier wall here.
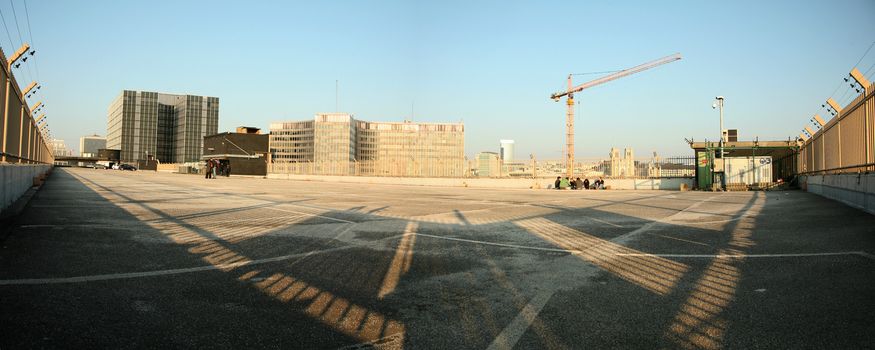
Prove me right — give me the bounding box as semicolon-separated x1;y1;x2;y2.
800;173;875;214
1;164;51;213
266;173;694;190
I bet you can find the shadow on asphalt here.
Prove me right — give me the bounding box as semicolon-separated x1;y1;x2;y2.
3;169;874;349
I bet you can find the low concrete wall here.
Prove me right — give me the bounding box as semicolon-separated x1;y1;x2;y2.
1;164;52;214
800;173;875;215
266;173;694;190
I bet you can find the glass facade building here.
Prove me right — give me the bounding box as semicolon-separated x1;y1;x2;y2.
270;113;465;177
79;134;107;158
107;90;218;163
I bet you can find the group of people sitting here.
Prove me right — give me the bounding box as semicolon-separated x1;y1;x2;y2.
554;176;604;190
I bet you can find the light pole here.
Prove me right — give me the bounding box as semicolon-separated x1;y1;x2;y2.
712;96;725;189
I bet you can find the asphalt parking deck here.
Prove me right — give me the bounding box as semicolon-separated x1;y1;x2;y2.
1;168;874;349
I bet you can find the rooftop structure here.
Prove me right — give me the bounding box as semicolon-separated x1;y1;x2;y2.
203;131;270;176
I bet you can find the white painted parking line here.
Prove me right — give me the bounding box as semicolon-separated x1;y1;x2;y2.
414;233;874;261
414;233;569;253
0;233;404;286
615;251;873;259
486;289;554;350
266;206;356;224
645;232;711;246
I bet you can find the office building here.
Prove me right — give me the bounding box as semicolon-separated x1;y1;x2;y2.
107;90;219;164
476;152;500;177
500;139;515;162
270;113;464;177
79;134;106;158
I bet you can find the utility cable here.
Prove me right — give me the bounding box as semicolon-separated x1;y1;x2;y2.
7;0;21;44
835;84;852;106
864;60;875;78
0;8;16;54
22;0;38;80
8;0;33;83
852;41;875;69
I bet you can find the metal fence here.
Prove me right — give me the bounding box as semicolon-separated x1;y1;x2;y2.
798;82;874;175
506;156;696;179
269;155;696;179
0;47;53;165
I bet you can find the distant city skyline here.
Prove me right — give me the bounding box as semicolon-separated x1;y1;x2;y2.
15;1;875;158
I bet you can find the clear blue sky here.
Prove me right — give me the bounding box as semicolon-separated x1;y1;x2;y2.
9;0;875;159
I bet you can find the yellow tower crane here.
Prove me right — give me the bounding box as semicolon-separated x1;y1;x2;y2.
551;53;682;177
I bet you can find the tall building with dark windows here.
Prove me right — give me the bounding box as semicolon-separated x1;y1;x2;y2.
107;90;219;163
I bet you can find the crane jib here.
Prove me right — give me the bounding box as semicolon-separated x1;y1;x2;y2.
551;52;681;178
549;53;682;99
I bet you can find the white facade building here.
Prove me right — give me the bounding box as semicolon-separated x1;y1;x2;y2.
500;139;515;162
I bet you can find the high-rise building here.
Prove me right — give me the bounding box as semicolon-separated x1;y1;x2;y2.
499;139;515;162
79;134;106;158
107;90;219;163
270;113;465;177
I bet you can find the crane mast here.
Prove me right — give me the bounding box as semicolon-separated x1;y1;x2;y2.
551;53;682;178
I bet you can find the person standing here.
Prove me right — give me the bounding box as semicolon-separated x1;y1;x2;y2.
205;159;213;179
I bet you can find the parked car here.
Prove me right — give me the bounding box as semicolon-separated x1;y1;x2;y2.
92;164;107;169
119;164;137;171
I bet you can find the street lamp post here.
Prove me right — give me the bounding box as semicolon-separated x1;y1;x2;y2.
712;96;725;189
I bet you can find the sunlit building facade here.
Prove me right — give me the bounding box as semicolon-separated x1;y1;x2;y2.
107;90;219;163
50;139;73;157
476;151;500;177
499;139;514;162
270;114;465;177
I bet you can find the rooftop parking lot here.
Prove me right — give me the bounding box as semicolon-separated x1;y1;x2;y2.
1;168;874;349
